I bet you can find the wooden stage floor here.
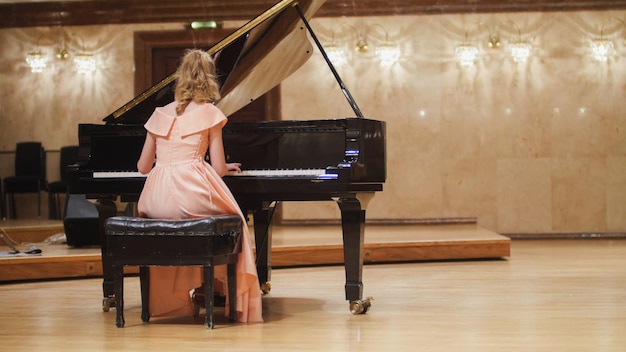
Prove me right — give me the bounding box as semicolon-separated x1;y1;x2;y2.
0;219;510;282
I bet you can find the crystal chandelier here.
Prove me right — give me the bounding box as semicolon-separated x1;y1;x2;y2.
26;50;49;73
375;43;401;67
590;39;613;62
324;23;401;67
25;29;97;74
507;21;532;63
509;40;532;63
73;36;96;74
26;35;49;73
455;43;479;67
325;42;348;66
589;17;625;62
74;53;96;74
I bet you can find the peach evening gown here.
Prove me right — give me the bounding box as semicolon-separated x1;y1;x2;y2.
137;101;263;323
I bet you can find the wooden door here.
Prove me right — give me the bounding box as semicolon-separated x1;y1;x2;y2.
134;28;280;122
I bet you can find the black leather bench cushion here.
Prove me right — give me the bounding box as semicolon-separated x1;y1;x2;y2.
104;215;243;263
105;215;242;237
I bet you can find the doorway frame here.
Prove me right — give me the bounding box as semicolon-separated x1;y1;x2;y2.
133;28;281;119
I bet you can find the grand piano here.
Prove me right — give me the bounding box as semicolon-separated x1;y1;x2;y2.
66;0;386;315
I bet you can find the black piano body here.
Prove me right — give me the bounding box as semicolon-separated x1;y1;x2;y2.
66;0;386;314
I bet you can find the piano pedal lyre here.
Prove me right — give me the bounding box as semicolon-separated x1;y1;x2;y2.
349;296;373;315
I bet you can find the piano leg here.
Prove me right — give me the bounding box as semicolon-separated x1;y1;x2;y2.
252;204;275;295
101;200;136;309
336;193;374;314
101;245;116;312
64;194;117;311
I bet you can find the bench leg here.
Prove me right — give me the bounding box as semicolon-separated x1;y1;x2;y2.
227;262;237;323
140;267;150;322
113;265;125;328
203;264;214;329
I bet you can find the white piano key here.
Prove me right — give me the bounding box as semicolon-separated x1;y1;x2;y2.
93;171;146;178
227;168;327;177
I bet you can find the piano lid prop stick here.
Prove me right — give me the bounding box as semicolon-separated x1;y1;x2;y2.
293;3;365;118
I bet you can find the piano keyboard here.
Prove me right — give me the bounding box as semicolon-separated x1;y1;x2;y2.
93;169;338;179
228;168;334;178
93;171;146;178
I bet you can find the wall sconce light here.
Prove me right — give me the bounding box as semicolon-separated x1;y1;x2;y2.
455;30;479;67
487;31;501;49
375;40;401;67
324;23;401;67
509;40;532;63
506;22;532;63
358;24;402;67
590;39;613;62
26;46;49;73
325;30;348;66
74;53;96;74
25;28;96;74
26;36;49;73
478;21;501;49
55;34;69;61
456;21;532;67
26;51;49;73
455;43;479;67
590;17;625;62
73;37;96;74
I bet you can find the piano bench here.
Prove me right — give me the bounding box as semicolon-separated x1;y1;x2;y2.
103;215;243;329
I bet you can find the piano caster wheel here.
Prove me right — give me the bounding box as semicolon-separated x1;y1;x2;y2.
261;282;271;295
349;297;373;315
102;296;116;312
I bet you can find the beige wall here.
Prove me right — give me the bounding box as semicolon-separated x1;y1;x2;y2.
0;10;624;235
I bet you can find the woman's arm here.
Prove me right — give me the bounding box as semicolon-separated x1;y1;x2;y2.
137;132;157;174
208;124;240;177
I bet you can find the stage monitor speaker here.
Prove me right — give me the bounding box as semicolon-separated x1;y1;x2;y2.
63;194;117;247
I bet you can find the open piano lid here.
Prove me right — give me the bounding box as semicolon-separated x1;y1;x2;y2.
103;0;326;124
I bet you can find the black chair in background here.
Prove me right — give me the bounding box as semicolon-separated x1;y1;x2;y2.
48;145;79;220
3;142;48;219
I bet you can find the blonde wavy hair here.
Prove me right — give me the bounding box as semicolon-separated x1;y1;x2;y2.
174;49;221;115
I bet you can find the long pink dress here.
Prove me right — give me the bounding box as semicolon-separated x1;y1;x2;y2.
137;101;263;323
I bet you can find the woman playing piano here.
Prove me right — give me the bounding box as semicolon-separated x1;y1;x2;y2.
136;49;263;323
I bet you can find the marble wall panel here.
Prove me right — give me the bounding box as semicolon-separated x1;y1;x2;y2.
440;157;498;229
606;157;626;231
496;158;552;233
0;10;624;235
551;157;607;231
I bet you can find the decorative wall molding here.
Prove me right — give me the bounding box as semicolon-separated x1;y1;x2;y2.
1;0;625;29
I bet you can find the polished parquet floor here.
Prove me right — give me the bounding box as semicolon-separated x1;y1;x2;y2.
1;238;625;352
